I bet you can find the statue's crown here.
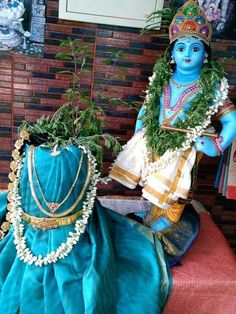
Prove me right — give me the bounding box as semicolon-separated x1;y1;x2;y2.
169;0;212;45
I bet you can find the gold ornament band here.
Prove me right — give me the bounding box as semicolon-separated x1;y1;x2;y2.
215;100;236;120
216;107;236;120
144;203;185;226
22;209;83;230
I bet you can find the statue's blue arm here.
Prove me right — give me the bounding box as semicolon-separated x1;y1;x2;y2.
195;110;236;157
135;105;145;133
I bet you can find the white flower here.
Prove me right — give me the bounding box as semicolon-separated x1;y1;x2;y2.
10;146;99;267
24;31;31;38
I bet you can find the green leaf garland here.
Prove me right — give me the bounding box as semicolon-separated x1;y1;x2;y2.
143;53;225;157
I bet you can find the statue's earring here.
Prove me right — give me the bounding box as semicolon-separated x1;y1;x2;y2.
170;55;175;64
203;53;208;64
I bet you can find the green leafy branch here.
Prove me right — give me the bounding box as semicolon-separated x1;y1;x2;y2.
20;38;122;171
98;49;142;111
55;38;92;106
142;0;176;35
20;103;121;171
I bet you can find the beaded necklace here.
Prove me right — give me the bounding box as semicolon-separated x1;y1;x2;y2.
169;78;199;89
162;83;200;126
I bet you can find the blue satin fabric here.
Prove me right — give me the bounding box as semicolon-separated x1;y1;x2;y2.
0;145;171;314
156;205;200;267
132;205;200;267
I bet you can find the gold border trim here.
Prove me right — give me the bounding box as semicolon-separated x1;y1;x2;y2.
111;164;140;182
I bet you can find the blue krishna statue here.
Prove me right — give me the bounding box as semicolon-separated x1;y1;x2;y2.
0;1;235;313
110;0;236;255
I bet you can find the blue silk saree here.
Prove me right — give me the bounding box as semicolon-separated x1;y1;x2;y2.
0;145;171;314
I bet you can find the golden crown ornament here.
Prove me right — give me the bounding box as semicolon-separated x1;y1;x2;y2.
169;0;212;46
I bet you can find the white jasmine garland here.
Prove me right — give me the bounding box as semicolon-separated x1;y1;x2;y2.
141;77;229;182
11;146;101;267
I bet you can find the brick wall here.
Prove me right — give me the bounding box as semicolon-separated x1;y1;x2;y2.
0;0;235;251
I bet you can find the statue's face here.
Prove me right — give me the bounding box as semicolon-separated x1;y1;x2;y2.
172;37;206;72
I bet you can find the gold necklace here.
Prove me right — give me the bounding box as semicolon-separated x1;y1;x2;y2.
170;78;199;89
28;145;91;218
32;146;83;213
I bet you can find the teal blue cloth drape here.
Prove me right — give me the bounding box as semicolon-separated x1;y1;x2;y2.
0;145;171;314
0;192;7;223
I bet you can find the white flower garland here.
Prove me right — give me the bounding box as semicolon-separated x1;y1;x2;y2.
11;146;101;267
141;76;229;182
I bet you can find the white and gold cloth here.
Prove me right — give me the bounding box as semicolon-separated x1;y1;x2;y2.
109;130;197;210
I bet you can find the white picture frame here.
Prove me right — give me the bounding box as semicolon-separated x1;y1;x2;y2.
59;0;164;29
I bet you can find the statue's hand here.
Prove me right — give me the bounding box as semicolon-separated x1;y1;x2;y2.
195;136;218;157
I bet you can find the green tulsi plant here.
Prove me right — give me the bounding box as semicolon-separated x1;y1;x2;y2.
96;48;141;111
20;38;122;171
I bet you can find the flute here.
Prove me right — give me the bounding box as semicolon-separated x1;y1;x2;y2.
160;125;218;139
